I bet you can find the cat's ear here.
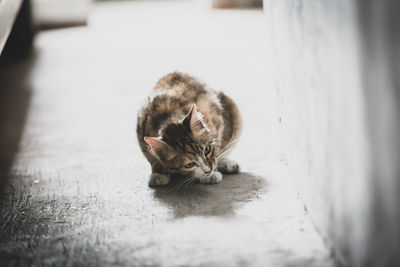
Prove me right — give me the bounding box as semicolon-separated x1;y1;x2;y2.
184;104;207;136
144;137;175;160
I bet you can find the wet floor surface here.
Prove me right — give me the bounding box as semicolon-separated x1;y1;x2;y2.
0;1;334;266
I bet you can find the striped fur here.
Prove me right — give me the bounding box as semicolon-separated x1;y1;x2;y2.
136;72;242;186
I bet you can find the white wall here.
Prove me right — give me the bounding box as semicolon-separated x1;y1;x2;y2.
264;0;400;266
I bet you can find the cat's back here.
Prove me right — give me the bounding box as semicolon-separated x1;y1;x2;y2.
137;72;241;155
138;72;222;137
153;72;209;101
150;72;224;129
137;73;195;138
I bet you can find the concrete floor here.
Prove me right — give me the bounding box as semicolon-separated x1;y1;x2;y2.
0;1;334;266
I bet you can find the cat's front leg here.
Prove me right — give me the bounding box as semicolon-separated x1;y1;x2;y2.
148;173;170;187
217;159;240;174
148;162;170;187
199;171;223;184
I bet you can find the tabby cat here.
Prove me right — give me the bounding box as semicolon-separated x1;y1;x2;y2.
137;72;242;186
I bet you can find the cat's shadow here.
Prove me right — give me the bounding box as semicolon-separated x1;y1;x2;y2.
153;172;267;218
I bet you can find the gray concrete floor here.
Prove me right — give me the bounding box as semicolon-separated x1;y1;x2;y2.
0;1;334;266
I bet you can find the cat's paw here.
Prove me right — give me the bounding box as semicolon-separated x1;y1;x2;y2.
148;173;170;187
217;159;240;174
199;171;223;185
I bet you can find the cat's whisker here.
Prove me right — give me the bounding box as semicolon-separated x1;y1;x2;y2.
166;183;180;193
168;182;185;192
224;133;235;146
184;176;196;187
181;177;194;190
223;139;237;150
218;144;232;156
188;175;198;186
177;178;192;191
217;148;233;159
175;179;188;191
184;175;198;188
166;175;191;193
184;177;197;189
226;138;238;147
218;141;236;156
218;136;238;155
174;175;195;191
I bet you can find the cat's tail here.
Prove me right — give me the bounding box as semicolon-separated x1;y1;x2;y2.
218;91;242;151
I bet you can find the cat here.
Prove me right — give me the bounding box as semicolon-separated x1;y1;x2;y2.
136;72;242;187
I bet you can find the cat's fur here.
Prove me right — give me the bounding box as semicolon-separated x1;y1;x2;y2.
136;72;242;186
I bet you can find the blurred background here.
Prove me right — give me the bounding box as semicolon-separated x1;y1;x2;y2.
0;0;399;267
32;0;91;29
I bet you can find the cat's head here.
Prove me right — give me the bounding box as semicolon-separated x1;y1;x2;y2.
144;104;217;179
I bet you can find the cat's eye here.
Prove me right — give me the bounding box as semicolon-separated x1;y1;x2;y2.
184;162;196;168
204;145;212;156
